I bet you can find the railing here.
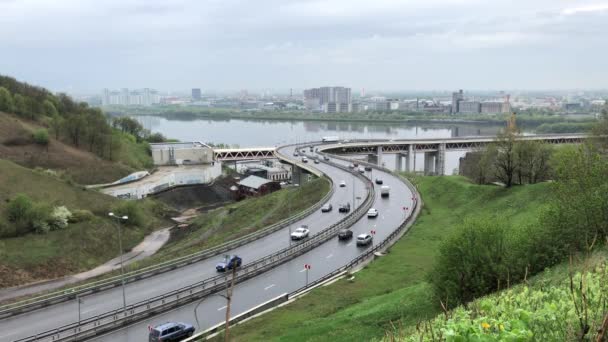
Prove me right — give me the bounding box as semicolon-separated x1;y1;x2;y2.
14;154;374;342
0;145;334;319
184;151;422;342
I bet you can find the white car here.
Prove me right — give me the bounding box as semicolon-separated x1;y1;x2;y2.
339;180;346;187
290;226;310;240
356;233;373;246
367;208;379;218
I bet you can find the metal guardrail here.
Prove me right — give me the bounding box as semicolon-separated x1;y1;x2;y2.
184;152;422;341
14;153;375;342
0;145;334;319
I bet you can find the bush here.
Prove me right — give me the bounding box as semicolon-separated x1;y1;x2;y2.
49;206;72;230
33;128;49;145
69;209;94;223
6;194;33;223
110;201;144;227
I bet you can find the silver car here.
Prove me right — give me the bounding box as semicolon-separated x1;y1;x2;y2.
356;233;373;246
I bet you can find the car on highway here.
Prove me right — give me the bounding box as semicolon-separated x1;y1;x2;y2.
339;180;346;187
310;146;314;152
323;155;330;161
314;158;320;164
216;255;242;272
293;152;299;157
381;185;390;198
358;167;365;173
149;322;195;342
364;166;372;171
302;157;308;163
321;203;333;212
375;178;383;185
353;162;359;167
291;226;310;240
348;164;355;169
356;233;373;246
337;229;353;240
367;208;379;218
338;203;351;213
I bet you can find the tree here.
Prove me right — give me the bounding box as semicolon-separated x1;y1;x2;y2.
0;86;13;112
43;99;59;117
492;131;517;187
112;117;144;139
33;129;49;146
13;93;28;117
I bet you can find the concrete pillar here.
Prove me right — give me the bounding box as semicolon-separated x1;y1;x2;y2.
377;146;383;166
424;152;436;175
368;154;378;165
395;154;403;171
435;143;446;176
406;145;414;172
404;153;411;172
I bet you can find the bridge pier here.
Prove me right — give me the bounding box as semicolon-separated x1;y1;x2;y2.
395;154;403;171
424;152;435;175
423;144;446;176
405;145;414;172
377;146;383;166
367;154;378;165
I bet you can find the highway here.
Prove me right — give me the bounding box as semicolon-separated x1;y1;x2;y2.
90;145;415;341
0;145;370;341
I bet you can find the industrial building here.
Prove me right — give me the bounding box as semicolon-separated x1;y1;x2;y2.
150;142;214;166
304;86;352;113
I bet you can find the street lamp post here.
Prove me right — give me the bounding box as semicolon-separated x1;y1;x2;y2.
108;212;128;315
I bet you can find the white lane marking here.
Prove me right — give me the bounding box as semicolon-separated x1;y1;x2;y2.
217;305;227;311
326;254;333;259
299;268;307;273
82;308;97;314
347;242;353;246
264;284;276;291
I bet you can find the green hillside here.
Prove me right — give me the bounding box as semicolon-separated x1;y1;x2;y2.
0;159;170;287
220;176;553;342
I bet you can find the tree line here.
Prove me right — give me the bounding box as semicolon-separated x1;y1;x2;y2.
430;106;608;308
0;75;166;161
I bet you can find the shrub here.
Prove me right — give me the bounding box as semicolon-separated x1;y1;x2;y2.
33;128;49;145
70;209;94;223
110;201;144;227
49;206;72;230
6;194;33;223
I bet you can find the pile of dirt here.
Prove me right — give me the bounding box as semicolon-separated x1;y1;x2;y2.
152;175;239;211
0;113;133;184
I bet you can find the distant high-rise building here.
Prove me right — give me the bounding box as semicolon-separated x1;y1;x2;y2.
120;88;130;106
304;86;352;113
192;88;202;101
451;89;464;114
101;88;160;106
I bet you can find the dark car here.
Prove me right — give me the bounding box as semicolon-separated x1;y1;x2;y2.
338;203;351;213
149;322;195;342
364;166;372;171
375;178;383;185
314;158;320;164
216;255;242;272
337;229;353;240
321;203;333;212
323;156;330;161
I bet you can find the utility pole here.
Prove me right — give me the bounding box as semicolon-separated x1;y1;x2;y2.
224;261;237;341
108;212;128;315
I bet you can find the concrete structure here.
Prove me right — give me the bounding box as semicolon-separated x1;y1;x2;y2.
192;88;202;101
458;101;481;113
150;142;214;166
244;164;291;181
480;102;504;114
451;89;464;114
237;175;280;196
304;86;352;113
102;88;160;106
320;134;586;176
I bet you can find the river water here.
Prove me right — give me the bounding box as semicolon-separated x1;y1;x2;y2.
134;115;523;175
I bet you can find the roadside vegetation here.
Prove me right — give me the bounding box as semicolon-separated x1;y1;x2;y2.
0;159;173;288
217;176;553;341
219;106;608;341
116;177;330;273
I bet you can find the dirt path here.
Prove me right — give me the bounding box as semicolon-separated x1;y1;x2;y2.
0;227;171;303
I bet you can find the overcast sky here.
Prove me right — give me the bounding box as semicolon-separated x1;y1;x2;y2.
1;0;607;93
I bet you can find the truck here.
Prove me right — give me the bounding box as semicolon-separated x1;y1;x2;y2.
380;185;390;198
322;136;339;143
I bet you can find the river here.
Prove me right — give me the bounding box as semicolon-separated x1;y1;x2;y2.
134;115;526;175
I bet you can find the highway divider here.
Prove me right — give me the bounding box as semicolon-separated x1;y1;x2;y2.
182;149;422;341
0;145;333;319
14;153;374;342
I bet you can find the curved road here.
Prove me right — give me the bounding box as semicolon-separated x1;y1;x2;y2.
1;145;369;341
90;144;415;341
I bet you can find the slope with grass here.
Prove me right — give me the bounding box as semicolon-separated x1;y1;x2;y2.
0;159;172;288
121;178;330;272
218;176;552;342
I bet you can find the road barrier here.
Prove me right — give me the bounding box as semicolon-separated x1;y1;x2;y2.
183;150;422;341
0;145;333;319
13;149;375;342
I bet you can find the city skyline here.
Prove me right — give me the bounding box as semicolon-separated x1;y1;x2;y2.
1;0;607;93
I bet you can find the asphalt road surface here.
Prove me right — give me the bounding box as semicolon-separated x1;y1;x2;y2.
1;145;374;341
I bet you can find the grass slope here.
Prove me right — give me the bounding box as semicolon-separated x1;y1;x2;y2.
220;176;552;342
0;112;151;184
122;178;330;272
0;159;169;287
